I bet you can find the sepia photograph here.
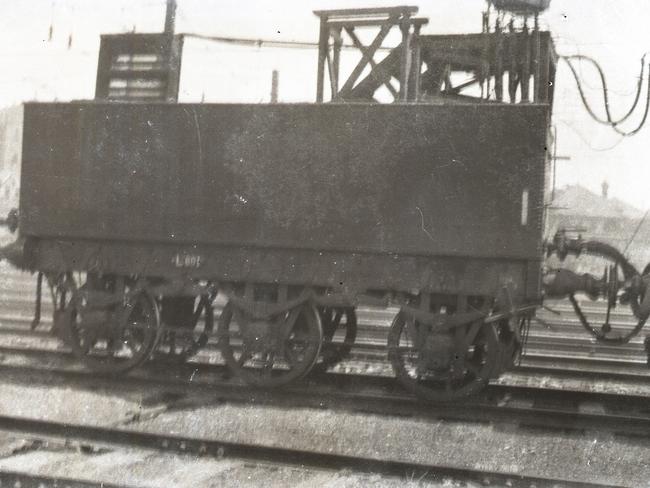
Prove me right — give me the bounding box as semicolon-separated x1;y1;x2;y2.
0;0;649;486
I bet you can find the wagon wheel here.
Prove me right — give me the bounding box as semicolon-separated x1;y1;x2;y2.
218;300;322;387
156;296;214;361
569;293;649;344
387;310;499;402
561;248;648;344
63;282;161;374
313;307;357;371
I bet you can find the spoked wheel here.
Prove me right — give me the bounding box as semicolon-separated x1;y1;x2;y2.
156;295;214;361
313;307;357;372
63;279;161;374
569;292;648;344
556;245;648;344
218;300;322;387
387;310;499;402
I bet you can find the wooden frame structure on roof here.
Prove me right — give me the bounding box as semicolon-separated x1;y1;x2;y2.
314;6;428;103
314;6;556;106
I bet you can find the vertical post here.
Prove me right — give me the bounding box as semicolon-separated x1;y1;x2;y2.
508;19;517;103
551;125;557;202
316;15;329;103
482;3;491;33
398;20;411;101
483;33;491;100
271;70;279;103
164;0;178;102
537;35;551;103
520;21;530;103
532;14;542;102
164;0;177;37
408;24;422;101
547;60;556;108
494;19;503;102
332;28;342;95
166;35;184;101
533;15;548;103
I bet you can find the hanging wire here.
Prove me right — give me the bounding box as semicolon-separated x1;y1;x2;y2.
555;33;639;95
561;54;650;137
182;32;395;52
183;33;319;50
623;208;650;256
562;54;647;125
557;119;626;151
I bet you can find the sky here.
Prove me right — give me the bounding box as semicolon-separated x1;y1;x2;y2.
1;1;650;209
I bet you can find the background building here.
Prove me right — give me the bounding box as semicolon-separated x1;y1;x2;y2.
547;183;650;271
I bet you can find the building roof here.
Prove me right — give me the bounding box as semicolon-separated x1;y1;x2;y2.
551;185;643;220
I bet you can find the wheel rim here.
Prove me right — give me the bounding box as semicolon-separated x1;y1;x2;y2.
218;301;322;387
387;311;498;402
569;293;648;344
65;285;160;374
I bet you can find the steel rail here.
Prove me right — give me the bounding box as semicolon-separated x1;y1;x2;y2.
0;330;646;392
0;414;624;488
0;344;648;438
0;471;131;488
0;310;647;349
0;317;647;383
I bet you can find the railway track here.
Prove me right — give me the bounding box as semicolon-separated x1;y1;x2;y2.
0;341;644;487
1;265;648;387
1;266;649;487
0;315;647;390
0;415;626;488
0;471;127;488
2;309;647;374
0;339;648;432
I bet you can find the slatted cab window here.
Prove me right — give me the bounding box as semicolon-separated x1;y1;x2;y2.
112;53;164;71
95;34;183;102
108;78;167;100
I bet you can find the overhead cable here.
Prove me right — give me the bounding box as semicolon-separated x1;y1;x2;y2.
562;54;646;125
181;32;393;52
561;54;650;137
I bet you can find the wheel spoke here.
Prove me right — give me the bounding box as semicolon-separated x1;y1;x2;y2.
65;283;159;374
332;311;342;328
237;349;252;367
219;300;321;387
389;310;497;402
262;352;275;377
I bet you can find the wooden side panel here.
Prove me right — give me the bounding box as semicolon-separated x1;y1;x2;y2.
20;102;548;264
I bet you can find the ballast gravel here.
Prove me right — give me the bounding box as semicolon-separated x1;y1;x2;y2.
125;400;650;487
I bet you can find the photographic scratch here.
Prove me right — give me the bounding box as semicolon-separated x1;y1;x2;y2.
415;206;435;242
